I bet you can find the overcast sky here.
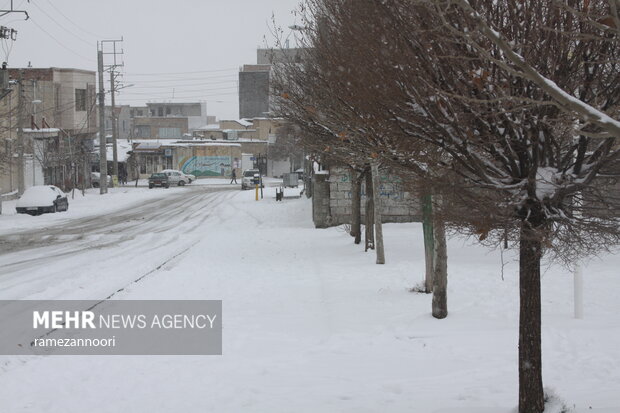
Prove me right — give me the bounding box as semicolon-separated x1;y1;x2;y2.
1;0;302;120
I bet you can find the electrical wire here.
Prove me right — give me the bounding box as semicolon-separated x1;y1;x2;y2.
120;86;239;96
122;73;239;84
30;0;95;48
42;0;107;40
123;67;239;76
28;16;96;63
117;92;239;102
127;80;238;90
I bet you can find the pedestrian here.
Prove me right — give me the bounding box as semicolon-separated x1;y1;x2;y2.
230;168;237;184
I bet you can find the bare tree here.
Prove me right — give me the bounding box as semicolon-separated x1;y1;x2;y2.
274;1;620;412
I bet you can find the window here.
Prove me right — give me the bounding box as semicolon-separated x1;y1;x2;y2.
158;107;163;117
75;89;87;111
122;120;126;131
158;127;181;138
166;107;171;115
135;125;151;138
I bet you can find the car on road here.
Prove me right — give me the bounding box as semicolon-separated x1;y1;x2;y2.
241;169;264;190
160;169;192;186
91;172;112;188
148;173;170;189
16;185;69;215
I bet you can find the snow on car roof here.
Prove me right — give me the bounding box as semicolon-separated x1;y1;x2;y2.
16;186;63;207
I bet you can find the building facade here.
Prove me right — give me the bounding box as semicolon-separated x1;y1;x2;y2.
0;67;97;193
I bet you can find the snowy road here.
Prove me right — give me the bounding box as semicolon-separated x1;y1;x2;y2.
0;186;234;300
0;186;618;412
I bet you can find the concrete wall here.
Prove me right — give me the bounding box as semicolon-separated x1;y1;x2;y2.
312;166;422;228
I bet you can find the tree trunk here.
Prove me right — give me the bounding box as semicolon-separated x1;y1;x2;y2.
431;200;448;319
518;221;545;413
422;194;434;293
364;165;375;251
305;159;313;198
371;162;385;264
351;169;363;244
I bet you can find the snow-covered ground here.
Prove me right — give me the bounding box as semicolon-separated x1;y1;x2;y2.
0;186;618;412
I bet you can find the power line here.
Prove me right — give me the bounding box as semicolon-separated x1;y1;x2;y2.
123;73;238;82
30;0;95;48
29;16;95;63
123;67;238;76
117;91;239;102
42;0;106;40
121;86;239;95
127;80;238;90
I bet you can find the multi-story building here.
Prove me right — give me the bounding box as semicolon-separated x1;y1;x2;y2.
145;102;209;131
133;116;189;140
238;48;302;119
105;105;132;141
0;67;97;193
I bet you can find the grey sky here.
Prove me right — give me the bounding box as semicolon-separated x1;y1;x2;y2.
1;0;301;120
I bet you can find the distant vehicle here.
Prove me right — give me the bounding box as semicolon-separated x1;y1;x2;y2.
160;169;194;185
241;169;264;190
16;185;69;215
148;173;170;189
91;172;112;188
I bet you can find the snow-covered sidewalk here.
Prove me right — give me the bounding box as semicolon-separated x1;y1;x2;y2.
0;187;618;412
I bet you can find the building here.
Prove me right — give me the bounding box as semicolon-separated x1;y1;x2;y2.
133;116;189;140
191;117;301;177
129;140;242;180
105;105;132;140
239;65;271;119
238;48;302;119
145;102;210;131
0;67;97;193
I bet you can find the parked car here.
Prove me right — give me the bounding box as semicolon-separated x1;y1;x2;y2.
162;169;196;184
160;169;193;185
91;172;112;188
16;185;69;215
241;169;264;190
149;173;170;189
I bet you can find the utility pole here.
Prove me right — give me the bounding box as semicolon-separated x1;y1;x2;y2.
16;71;24;195
110;69;118;183
100;38;123;187
97;45;108;194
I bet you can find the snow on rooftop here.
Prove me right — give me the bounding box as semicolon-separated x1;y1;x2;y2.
22;128;61;134
105;140;133;162
197;124;221;130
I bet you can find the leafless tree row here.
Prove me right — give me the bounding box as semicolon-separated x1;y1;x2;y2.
272;1;619;412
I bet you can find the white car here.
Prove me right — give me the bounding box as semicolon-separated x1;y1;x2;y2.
241;169;264;190
91;172;112;188
16;185;69;215
160;170;193;186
